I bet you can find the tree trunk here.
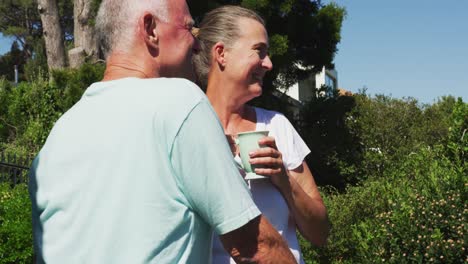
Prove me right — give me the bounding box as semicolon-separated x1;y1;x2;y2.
37;0;66;70
69;0;97;68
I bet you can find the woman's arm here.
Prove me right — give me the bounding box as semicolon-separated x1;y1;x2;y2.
251;137;330;246
281;162;330;245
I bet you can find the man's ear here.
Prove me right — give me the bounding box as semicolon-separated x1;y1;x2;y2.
143;13;158;50
213;42;226;68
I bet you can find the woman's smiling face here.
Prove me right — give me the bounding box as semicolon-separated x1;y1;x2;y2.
224;17;273;99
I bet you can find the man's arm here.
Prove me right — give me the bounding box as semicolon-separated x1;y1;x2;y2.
220;215;297;264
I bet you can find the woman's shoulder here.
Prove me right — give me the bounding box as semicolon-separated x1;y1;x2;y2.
254;106;290;125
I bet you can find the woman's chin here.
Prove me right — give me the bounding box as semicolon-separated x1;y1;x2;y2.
249;84;263;96
249;90;262;99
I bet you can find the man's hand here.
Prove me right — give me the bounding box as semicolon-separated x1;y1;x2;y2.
220;215;297;264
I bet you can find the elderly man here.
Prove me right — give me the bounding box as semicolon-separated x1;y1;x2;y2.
29;0;296;263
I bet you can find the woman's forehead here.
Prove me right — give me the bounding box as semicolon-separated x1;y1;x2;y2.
235;18;268;43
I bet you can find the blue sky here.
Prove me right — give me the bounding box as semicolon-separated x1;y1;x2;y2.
325;0;468;104
1;1;467;104
0;33;14;55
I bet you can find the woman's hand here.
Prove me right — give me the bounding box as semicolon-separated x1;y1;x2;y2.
248;136;288;187
248;136;331;246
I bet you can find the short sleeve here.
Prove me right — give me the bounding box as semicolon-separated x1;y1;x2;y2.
170;100;261;235
270;113;311;170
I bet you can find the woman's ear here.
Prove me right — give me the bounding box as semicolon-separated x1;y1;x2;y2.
213;42;226;68
143;13;158;50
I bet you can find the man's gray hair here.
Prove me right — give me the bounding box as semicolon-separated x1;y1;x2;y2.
193;5;265;89
95;0;169;59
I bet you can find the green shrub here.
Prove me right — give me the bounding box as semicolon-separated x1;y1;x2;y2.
300;101;467;263
299;87;361;188
0;183;33;264
300;144;467;263
368;189;466;263
51;62;105;111
345;95;456;181
0;63;104;157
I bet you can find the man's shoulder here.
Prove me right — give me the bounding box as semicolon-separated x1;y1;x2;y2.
138;77;205;102
121;77;207;116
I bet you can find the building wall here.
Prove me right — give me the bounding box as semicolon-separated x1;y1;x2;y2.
298;74;316;102
280;66;339;103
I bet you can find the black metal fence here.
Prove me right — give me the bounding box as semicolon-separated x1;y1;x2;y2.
0;152;31;186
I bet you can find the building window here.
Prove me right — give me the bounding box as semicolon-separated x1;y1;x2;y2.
325;74;336;89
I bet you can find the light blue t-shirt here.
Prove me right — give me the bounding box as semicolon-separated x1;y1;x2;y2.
29;78;260;264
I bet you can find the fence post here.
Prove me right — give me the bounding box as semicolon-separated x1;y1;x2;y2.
0;152;30;186
14;64;19;84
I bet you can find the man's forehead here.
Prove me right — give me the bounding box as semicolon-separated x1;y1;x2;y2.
166;0;191;20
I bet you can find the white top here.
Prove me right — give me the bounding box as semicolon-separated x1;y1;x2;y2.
212;107;311;264
29;78;260;264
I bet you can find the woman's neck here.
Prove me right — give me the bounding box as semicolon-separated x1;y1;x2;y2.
206;85;256;134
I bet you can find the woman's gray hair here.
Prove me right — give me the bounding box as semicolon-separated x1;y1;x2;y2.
193;5;265;89
95;0;169;59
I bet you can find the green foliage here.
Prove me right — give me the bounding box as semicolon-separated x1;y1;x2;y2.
1;76;62;155
0;183;33;264
348;95;427;180
241;0;269;10
298;87;361;187
0;41;26;82
0;0;41;41
445;98;467;169
51;62;106;110
0;63;104;157
0;0;73;57
349;95;459;181
369;189;466;263
269;34;289;57
23;39;48;81
297;90;461;188
0;63;104;261
89;0;103;26
299;101;467;263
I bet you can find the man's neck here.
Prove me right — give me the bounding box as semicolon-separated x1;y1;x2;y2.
102;51;158;81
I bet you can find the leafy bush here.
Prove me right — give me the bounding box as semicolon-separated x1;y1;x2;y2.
0;183;33;263
0;63;104;158
368;189;466;263
299;86;361;188
297;91;459;189
299;100;467;263
346;95;456;181
0;64;104;263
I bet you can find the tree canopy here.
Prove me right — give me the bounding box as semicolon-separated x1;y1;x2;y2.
0;0;74;58
0;0;345;89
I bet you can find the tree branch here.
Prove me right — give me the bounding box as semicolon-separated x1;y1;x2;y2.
0;117;18;133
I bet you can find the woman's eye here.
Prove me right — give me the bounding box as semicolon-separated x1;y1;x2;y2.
257;49;268;58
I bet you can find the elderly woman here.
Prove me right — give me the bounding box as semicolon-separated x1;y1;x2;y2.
193;5;330;264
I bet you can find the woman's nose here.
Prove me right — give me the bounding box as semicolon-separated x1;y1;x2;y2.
262;55;273;71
